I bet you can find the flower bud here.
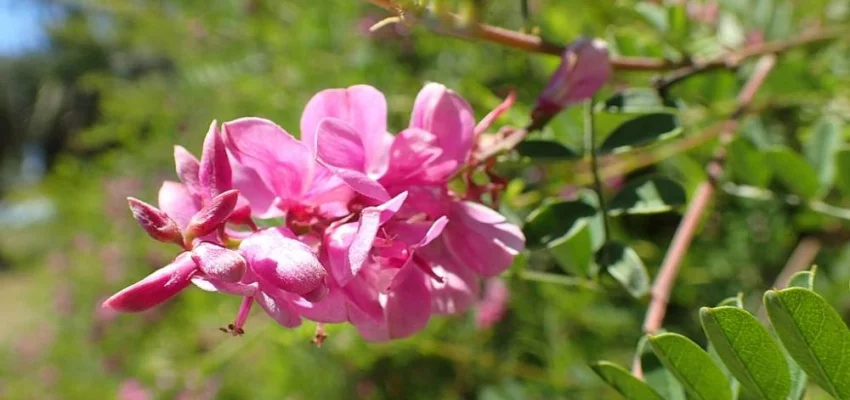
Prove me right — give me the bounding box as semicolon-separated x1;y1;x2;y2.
199;120;233;199
532;38;611;120
185;189;240;240
102;252;197;312
127;197;183;246
191;242;247;283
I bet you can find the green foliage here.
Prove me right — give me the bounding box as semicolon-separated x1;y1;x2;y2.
607;176;686;216
595;267;850;400
598;113;682;154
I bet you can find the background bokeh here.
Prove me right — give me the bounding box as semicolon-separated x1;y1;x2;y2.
1;0;850;399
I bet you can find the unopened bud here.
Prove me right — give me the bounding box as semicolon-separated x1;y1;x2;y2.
102;252;197;312
199;121;233;199
532;38;611;121
191;242;247;283
127;197;183;246
185;189;240;241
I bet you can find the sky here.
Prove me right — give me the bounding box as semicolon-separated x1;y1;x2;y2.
0;0;49;55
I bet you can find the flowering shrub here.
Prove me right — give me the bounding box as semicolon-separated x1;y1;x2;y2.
103;83;526;341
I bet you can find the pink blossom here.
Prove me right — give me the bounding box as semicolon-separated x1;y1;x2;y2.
118;379;151;400
106;83;525;341
533;38;611;120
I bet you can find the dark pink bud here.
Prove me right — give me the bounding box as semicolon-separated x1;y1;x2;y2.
185;189;239;240
127;197;183;245
533;38;611;119
102;252;197;312
199;121;232;198
191;242;247;283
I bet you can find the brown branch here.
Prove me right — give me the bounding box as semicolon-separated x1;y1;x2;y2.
365;0;842;74
640;55;777;338
655;27;841;90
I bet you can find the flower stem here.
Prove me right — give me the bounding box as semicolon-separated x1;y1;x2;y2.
584;99;610;243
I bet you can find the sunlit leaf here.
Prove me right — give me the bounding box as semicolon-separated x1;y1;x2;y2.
548;219;594;277
764;288;850;398
599;113;681;154
700;307;790;400
608;176;686;215
648;333;732;400
524;199;597;248
803;117;842;190
591;361;664;400
596;242;650;298
515;140;580;161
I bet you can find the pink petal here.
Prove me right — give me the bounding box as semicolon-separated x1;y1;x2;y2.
229;152;282;219
315;118;366;171
102;252;197;312
410;83;476;172
173;145;203;200
126;197;182;245
222;117;313;201
198;120;232;198
158;181;200;230
293;286;349;323
301;85;389;175
343;271;385;323
239;228;326;295
191;242;247;283
255;289;302;328
443;201;525;277
380;128;452;186
384;264;431;339
315;118;390;201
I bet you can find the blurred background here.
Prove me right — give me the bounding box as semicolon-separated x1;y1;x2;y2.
1;0;849;399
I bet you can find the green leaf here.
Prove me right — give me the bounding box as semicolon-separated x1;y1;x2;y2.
834;147;850;196
599;113;681;154
699;307;791;400
590;361;665;400
766;147;821;199
515;140;580;161
787;266;816;289
764;288;850;398
804;117;842;190
726;138;772;187
548;219;594;277
524;200;597;248
596;242;650;298
708;295;743;400
638;335;687;400
598;89;678;114
608;176;686;216
648;333;733;400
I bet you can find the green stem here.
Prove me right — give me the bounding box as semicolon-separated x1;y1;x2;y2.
585;99;610;242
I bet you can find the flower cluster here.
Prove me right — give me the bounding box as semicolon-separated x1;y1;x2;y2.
103;83;525;341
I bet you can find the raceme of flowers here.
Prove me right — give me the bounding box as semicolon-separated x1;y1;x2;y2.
103;83;526;341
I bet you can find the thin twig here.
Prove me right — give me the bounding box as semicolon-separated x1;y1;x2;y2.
656;27;841;90
641;55;777;338
364;0;842;73
585;99;610;241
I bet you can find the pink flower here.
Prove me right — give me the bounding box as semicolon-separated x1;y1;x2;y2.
107;83;525;341
533;38;611;120
310;83;525;340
